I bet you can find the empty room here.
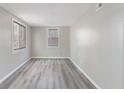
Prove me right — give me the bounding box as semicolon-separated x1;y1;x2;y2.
0;3;124;89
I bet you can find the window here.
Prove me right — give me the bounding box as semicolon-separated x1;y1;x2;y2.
13;20;26;51
47;28;59;48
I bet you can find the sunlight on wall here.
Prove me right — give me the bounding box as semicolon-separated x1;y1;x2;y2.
77;28;98;47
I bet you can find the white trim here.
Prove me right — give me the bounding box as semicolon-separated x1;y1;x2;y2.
69;58;102;89
0;58;31;84
31;57;70;59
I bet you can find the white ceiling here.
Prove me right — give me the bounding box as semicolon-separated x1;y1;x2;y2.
0;3;93;27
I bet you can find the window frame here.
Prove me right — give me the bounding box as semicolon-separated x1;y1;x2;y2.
12;18;27;54
47;27;60;48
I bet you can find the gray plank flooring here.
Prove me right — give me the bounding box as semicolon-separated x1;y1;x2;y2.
0;58;96;89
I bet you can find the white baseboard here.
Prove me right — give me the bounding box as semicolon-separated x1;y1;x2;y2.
69;58;101;89
0;58;31;84
31;57;70;59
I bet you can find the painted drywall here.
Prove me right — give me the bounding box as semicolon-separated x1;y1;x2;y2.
70;4;124;88
0;7;31;80
31;26;70;57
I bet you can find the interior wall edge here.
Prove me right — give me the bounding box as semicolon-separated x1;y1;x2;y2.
0;6;31;27
0;7;31;80
69;58;102;89
0;58;31;85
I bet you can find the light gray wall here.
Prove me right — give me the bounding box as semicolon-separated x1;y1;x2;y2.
70;4;124;88
31;26;70;57
0;7;31;80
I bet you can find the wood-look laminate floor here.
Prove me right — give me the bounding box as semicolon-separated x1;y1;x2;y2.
0;58;96;89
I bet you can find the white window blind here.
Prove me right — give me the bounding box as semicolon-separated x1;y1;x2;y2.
48;28;59;48
13;21;26;50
